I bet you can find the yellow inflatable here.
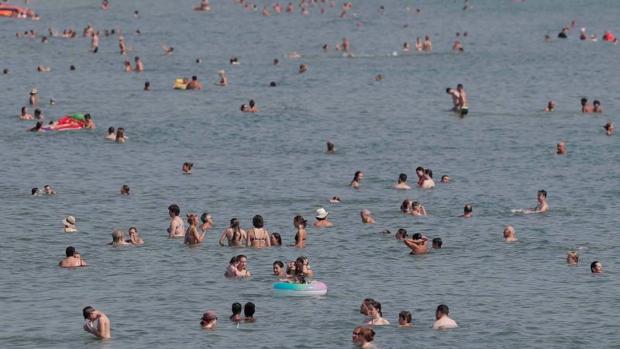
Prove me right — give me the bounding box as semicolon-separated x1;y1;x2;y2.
173;78;189;90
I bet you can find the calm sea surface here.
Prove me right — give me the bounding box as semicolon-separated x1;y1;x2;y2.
1;0;619;348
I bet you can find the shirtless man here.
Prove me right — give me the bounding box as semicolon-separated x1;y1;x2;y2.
360;209;375;224
91;31;99;53
82;306;111;339
314;207;333;228
403;233;428;254
533;190;549;213
59;246;87;267
556;142;567;155
394;173;411;190
134;56;144;72
83;114;95;129
446;88;460;112
544;101;555;112
186;76;203;90
105;127;116;140
247;215;271;248
592;100;603;113
503;225;518;242
580;98;593;113
432;304;458;330
462;204;473;218
167;204;185;238
422;35;432;52
456;84;468;116
416;167;435;189
604;122;614;136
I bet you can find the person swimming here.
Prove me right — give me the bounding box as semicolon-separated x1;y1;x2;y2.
350;171;363;189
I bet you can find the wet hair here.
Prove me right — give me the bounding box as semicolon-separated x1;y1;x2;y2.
415;166;424;173
370;300;383;317
34;109;41;117
231;302;242;315
236;254;247;263
70;65;76;71
326;141;335;152
144;81;150;89
359;327;376;342
229;256;237;265
271;232;282;245
200;212;210;223
432;237;443;248
252;215;264;228
269;81;276;87
293;215;307;228
84;113;91;120
436;304;449;315
121;184;130;194
273;58;279;65
424;168;433;178
446;88;452;93
2;69;8;74
168;204;180;216
108;126;115;134
244;302;255;317
353;171;362;181
192;75;197;81
457;84;463;89
398;173;407;183
115;128;125;141
82;306;95;319
580;97;588;106
66;246;76;257
249;99;255;108
464;204;473;213
273;260;284;268
395;228;408;239
593;100;600;106
400;199;412;213
134;56;140;61
30;121;43;131
590;261;600;272
31;187;38;195
538;190;547;198
399;310;412;323
412;233;422;240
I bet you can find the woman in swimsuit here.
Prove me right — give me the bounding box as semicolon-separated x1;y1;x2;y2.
247;215;271;248
293;215;308;248
219;218;247;247
350;171;363;189
185;214;206;245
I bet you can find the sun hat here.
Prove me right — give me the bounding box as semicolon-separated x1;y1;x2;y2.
30;88;38;95
63;216;76;226
315;207;329;219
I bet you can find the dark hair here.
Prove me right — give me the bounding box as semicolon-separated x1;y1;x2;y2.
236;254;247;262
371;300;383;317
31;187;38;195
82;306;95;319
244;302;255;317
399;310;412;323
252;215;264;228
293;215;307;228
326;141;335;151
271;232;282;245
134;56;140;60
580;97;588;105
590;261;600;272
415;166;424;173
400;199;411;213
396;228;408;239
538;190;547;198
122;184;130;193
66;246;76;257
457;84;463;89
269;81;276;87
192;75;197;81
34;109;41;117
432;237;443;248
200;212;210;223
353;171;362;181
232;302;242;315
70;65;76;71
424;168;433;178
168;204;180;216
108;126;115;134
446;88;452;93
359;327;375;342
436;304;449;315
249;99;255;108
273;260;284;268
398;173;407;183
593;100;600;106
84;113;91;120
464;204;473;213
412;233;422;240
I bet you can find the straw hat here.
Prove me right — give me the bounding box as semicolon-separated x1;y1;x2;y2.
63;216;76;226
315;207;329;219
30;88;38;95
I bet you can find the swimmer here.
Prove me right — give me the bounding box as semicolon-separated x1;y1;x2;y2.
360;209;375;224
229;57;239;65
462;204;473;218
403;42;411;52
404;233;428;254
544;101;556;112
592;100;603;113
330;196;342;204
144;81;150;91
115;128;126;143
269;81;277;87
241;99;259;112
441;175;450;183
366;301;390;325
350;170;364;189
109;230;131;247
247;215;271;248
603;122;614;136
580;98;593;113
416;167;435;189
120;184;130;195
182;162;193;174
270;232;282;246
415;37;423;51
216;70;228;86
400;199;412;213
298;64;308;74
556;142;566;155
225;255;251;278
167;204;185;238
374;74;384;81
326;141;336;153
432;237;443;249
20;106;33;120
105;127;116;140
63;216;77;232
294;256;314;278
29;121;43;132
394;173;411;190
456;84;468;115
31;187;41;196
410;201;427;216
29;89;38;106
123;60;132;72
186;76;203;90
566;251;579;265
244;302;255;322
83;114;95;129
360;299;375;317
503;225;518;242
126;227;144;245
292;215;307;248
91;31;99;52
314;208;333;228
452;39;463;52
194;0;211;12
558;27;568;39
533;190;549;213
59;246;87;267
134;56;144;72
200;311;217;330
184;214;206;245
591;261;603;274
219;218;247;247
422;35;432;52
33;109;43;120
395;228;408;241
118;37;127;55
273;58;279;65
398;311;413;328
433;304;458;330
36;65;51;73
161;45;174;55
101;0;110;10
199;212;213;232
229;303;242;322
82;306;111;339
262;5;270;16
273;260;287;277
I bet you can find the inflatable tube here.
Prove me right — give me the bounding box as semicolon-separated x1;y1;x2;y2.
273;281;327;296
174;78;188;90
42;114;86;131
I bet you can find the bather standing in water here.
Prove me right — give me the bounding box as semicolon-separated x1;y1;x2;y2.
247;215;271;248
219;218;247;246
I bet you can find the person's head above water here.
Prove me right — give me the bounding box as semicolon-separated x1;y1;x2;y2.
464;204;473;214
538;190;547;199
580;97;588;106
168;204;180;217
231;302;242;315
436;304;450;319
244;302;255;318
591;261;602;273
66;246;76;257
398;173;407;183
252;215;264;228
432;237;443;248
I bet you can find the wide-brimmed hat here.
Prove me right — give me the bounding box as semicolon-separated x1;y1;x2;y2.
63;216;76;226
30;88;38;95
202;311;217;321
316;207;329;219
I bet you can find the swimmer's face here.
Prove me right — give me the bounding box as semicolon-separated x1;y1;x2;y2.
273;264;283;275
352;330;361;343
238;258;248;269
416;170;424;177
593;263;602;273
360;303;368;315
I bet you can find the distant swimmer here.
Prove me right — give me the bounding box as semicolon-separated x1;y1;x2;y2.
63;216;77;232
185;214;206;245
82;306;111;339
247;215;271;248
123;60;132;72
398;311;413;328
298;64;308;73
360;209;375;224
440;175;450;183
544;101;556;112
186;76;203;90
109;229;131;246
416;167;435;189
199;212;213;232
415;37;423;51
462;204;473;218
292;215;308;248
558;27;569;39
219;218;247;247
394;173;411;190
241;99;259;112
533;190;549;213
134;56;144;72
404;233;429;254
352;326;376;348
314;208;333;228
603;122;614;136
446;88;460;111
101;0;110;10
194;0;211;11
403;41;412;52
456;84;468;115
422;35;432;52
580;98;593;113
395;228;408;240
59;246;87;267
120;184;130;195
144;81;150;91
273;260;287;277
452;33;464;52
262;5;270;16
410;201;427;216
350;170;364;189
566;251;579;265
118;37;127;55
270;232;282;246
167;204;185;238
29;121;43;132
366;301;390;325
200;311;217;330
126;227;144;245
556;142;566;155
326;141;336;153
591;261;603;274
182;162;193;174
106;127;116;140
330;196;342;204
592;100;602;113
433;304;458;330
36;65;51;72
432;237;443;249
161;45;174;55
20;106;33;120
115;128;126;143
29;88;38;106
503;225;518;242
216;70;228;86
91;31;99;52
83;114;95;129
